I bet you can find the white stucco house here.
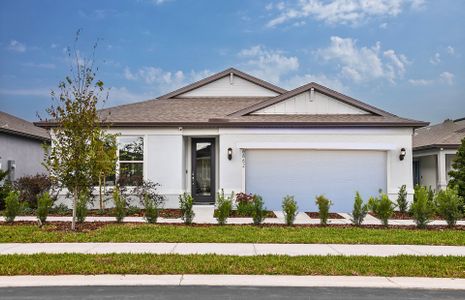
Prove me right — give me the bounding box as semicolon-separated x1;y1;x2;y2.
38;68;427;212
413;118;464;191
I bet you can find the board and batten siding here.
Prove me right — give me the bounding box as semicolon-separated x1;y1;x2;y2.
179;75;280;97
253;90;369;115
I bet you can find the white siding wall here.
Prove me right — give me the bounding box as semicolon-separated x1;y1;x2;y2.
179;75;279;97
253;91;369;115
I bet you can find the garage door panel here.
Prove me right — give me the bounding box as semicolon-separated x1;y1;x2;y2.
245;150;386;212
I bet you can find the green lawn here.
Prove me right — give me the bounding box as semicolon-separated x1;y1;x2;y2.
1;224;465;245
0;254;463;277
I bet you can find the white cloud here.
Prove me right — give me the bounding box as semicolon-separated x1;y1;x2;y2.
50;43;58;49
284;73;348;91
408;79;433;86
238;45;299;84
379;22;388;29
266;0;423;27
150;0;171;5
429;52;440;65
21;62;56;69
447;46;455;55
7;40;26;53
440;71;454;85
317;36;409;83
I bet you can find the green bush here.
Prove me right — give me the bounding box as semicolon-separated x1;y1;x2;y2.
14;174;52;209
368;193;395;227
251;195;266;225
410;186;435;229
235;192;254;216
36;192;53;225
4;190;20;223
435;188;463;228
216;190;233;225
112;186;126;223
282;195;298;226
315;195;332;226
396;185;408;213
351;192;368;226
143;194;158;224
127;205;141;216
179;193;195;225
76;192;88;223
51;203;70;215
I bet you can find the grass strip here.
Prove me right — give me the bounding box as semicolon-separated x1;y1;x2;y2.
0;254;464;278
1;224;465;245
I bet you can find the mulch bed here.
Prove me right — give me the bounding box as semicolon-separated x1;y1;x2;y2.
214;210;277;218
368;212;465;221
12;209;184;219
306;212;345;219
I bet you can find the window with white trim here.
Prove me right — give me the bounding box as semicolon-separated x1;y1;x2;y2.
117;136;144;186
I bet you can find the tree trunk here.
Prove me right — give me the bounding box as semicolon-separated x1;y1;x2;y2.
72;187;78;230
99;175;103;210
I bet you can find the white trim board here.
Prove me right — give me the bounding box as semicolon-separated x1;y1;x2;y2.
237;142;396;150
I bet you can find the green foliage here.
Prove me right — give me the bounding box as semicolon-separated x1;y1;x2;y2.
14;174;52;209
0;170;12;210
282;195;298;226
410;186;435;229
396;185;408;213
315;195;332;226
351;192;368;226
36;192;53;225
50;203;70;215
112;186;126;223
179;193;195;225
251;195;267;225
435;188;463;228
76;192;88;223
368;193;395;227
4;190;20;223
449;137;465;201
216;190;233;225
127;205;141;216
133;180;165;212
235;192;254;216
143;194;158;224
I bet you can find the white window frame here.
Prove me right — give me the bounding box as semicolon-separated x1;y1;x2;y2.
116;135;145;186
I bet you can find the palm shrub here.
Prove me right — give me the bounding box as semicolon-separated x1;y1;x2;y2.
36;192;53;225
351;192;368;226
216;190;233;225
179;193;195;224
396;185;408;213
143;194;158;224
4;190;20;223
251;194;266;225
282;195;298;226
76;191;88;223
435;188;463;228
235;192;254;216
112;186;126;223
315;195;332;226
410;186;435;229
368;193;395;227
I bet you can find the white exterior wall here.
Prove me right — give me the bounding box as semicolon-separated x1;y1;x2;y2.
417;155;437;189
219;127;414;204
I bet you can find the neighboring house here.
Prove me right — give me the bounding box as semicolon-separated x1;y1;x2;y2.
413;118;465;191
0;111;50;181
37;68;427;212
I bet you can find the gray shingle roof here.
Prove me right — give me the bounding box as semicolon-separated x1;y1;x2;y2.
0;111;50;141
413;118;465;150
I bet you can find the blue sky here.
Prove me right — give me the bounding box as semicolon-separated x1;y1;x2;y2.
0;0;464;123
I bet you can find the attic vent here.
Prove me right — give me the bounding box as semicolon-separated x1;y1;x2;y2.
229;73;234;85
309;87;314;102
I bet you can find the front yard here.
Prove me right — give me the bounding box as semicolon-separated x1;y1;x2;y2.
1;223;464;245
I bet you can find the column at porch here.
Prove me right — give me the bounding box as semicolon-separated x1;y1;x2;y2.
437;150;447;190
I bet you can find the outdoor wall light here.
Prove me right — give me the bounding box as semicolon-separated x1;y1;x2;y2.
399;148;406;161
227;148;233;160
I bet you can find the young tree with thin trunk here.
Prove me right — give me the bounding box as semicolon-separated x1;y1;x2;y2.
449;137;465;203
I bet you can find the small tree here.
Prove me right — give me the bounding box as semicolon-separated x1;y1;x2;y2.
112;186;126;223
396;185;408;213
179;193;195;224
37;192;53;225
0;170;12;210
368;193;395;227
351;192;368;226
315;195;332;226
216;190;233;225
282;195;298;226
435;187;463;228
449;137;465;202
251;195;267;225
4;190;20;223
410;186;435;229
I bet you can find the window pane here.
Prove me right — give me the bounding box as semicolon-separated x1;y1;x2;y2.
119;163;143;186
119;136;143;161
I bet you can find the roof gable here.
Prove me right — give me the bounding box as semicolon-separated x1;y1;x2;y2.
158;68;286;99
0;111;50;141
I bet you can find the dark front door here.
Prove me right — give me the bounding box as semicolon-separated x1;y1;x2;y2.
191;138;215;203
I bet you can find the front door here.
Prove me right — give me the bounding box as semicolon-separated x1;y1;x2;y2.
191;138;215;203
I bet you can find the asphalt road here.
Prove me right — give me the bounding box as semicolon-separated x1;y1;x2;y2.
1;286;465;300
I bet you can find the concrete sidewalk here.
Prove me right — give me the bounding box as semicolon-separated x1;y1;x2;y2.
0;275;464;290
1;242;464;256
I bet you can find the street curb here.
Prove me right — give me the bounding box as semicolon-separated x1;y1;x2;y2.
0;275;464;290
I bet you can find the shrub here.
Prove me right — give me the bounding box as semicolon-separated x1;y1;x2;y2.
282;195;298;226
179;193;195;224
315;195;332;226
14;174;52;209
36;192;53;225
0;170;12;210
127;205;141;216
396;185;408;213
143;194;158;224
76;192;88;223
368;193;395;227
216;190;233;225
251;194;266;225
435;188;463;228
134;180;165;210
112;186;126;223
448;137;465;201
235;192;254;216
351;192;368;226
410;186;435;229
50;203;70;215
4;190;20;223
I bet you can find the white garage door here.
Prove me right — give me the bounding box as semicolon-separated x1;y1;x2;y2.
245;149;387;212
